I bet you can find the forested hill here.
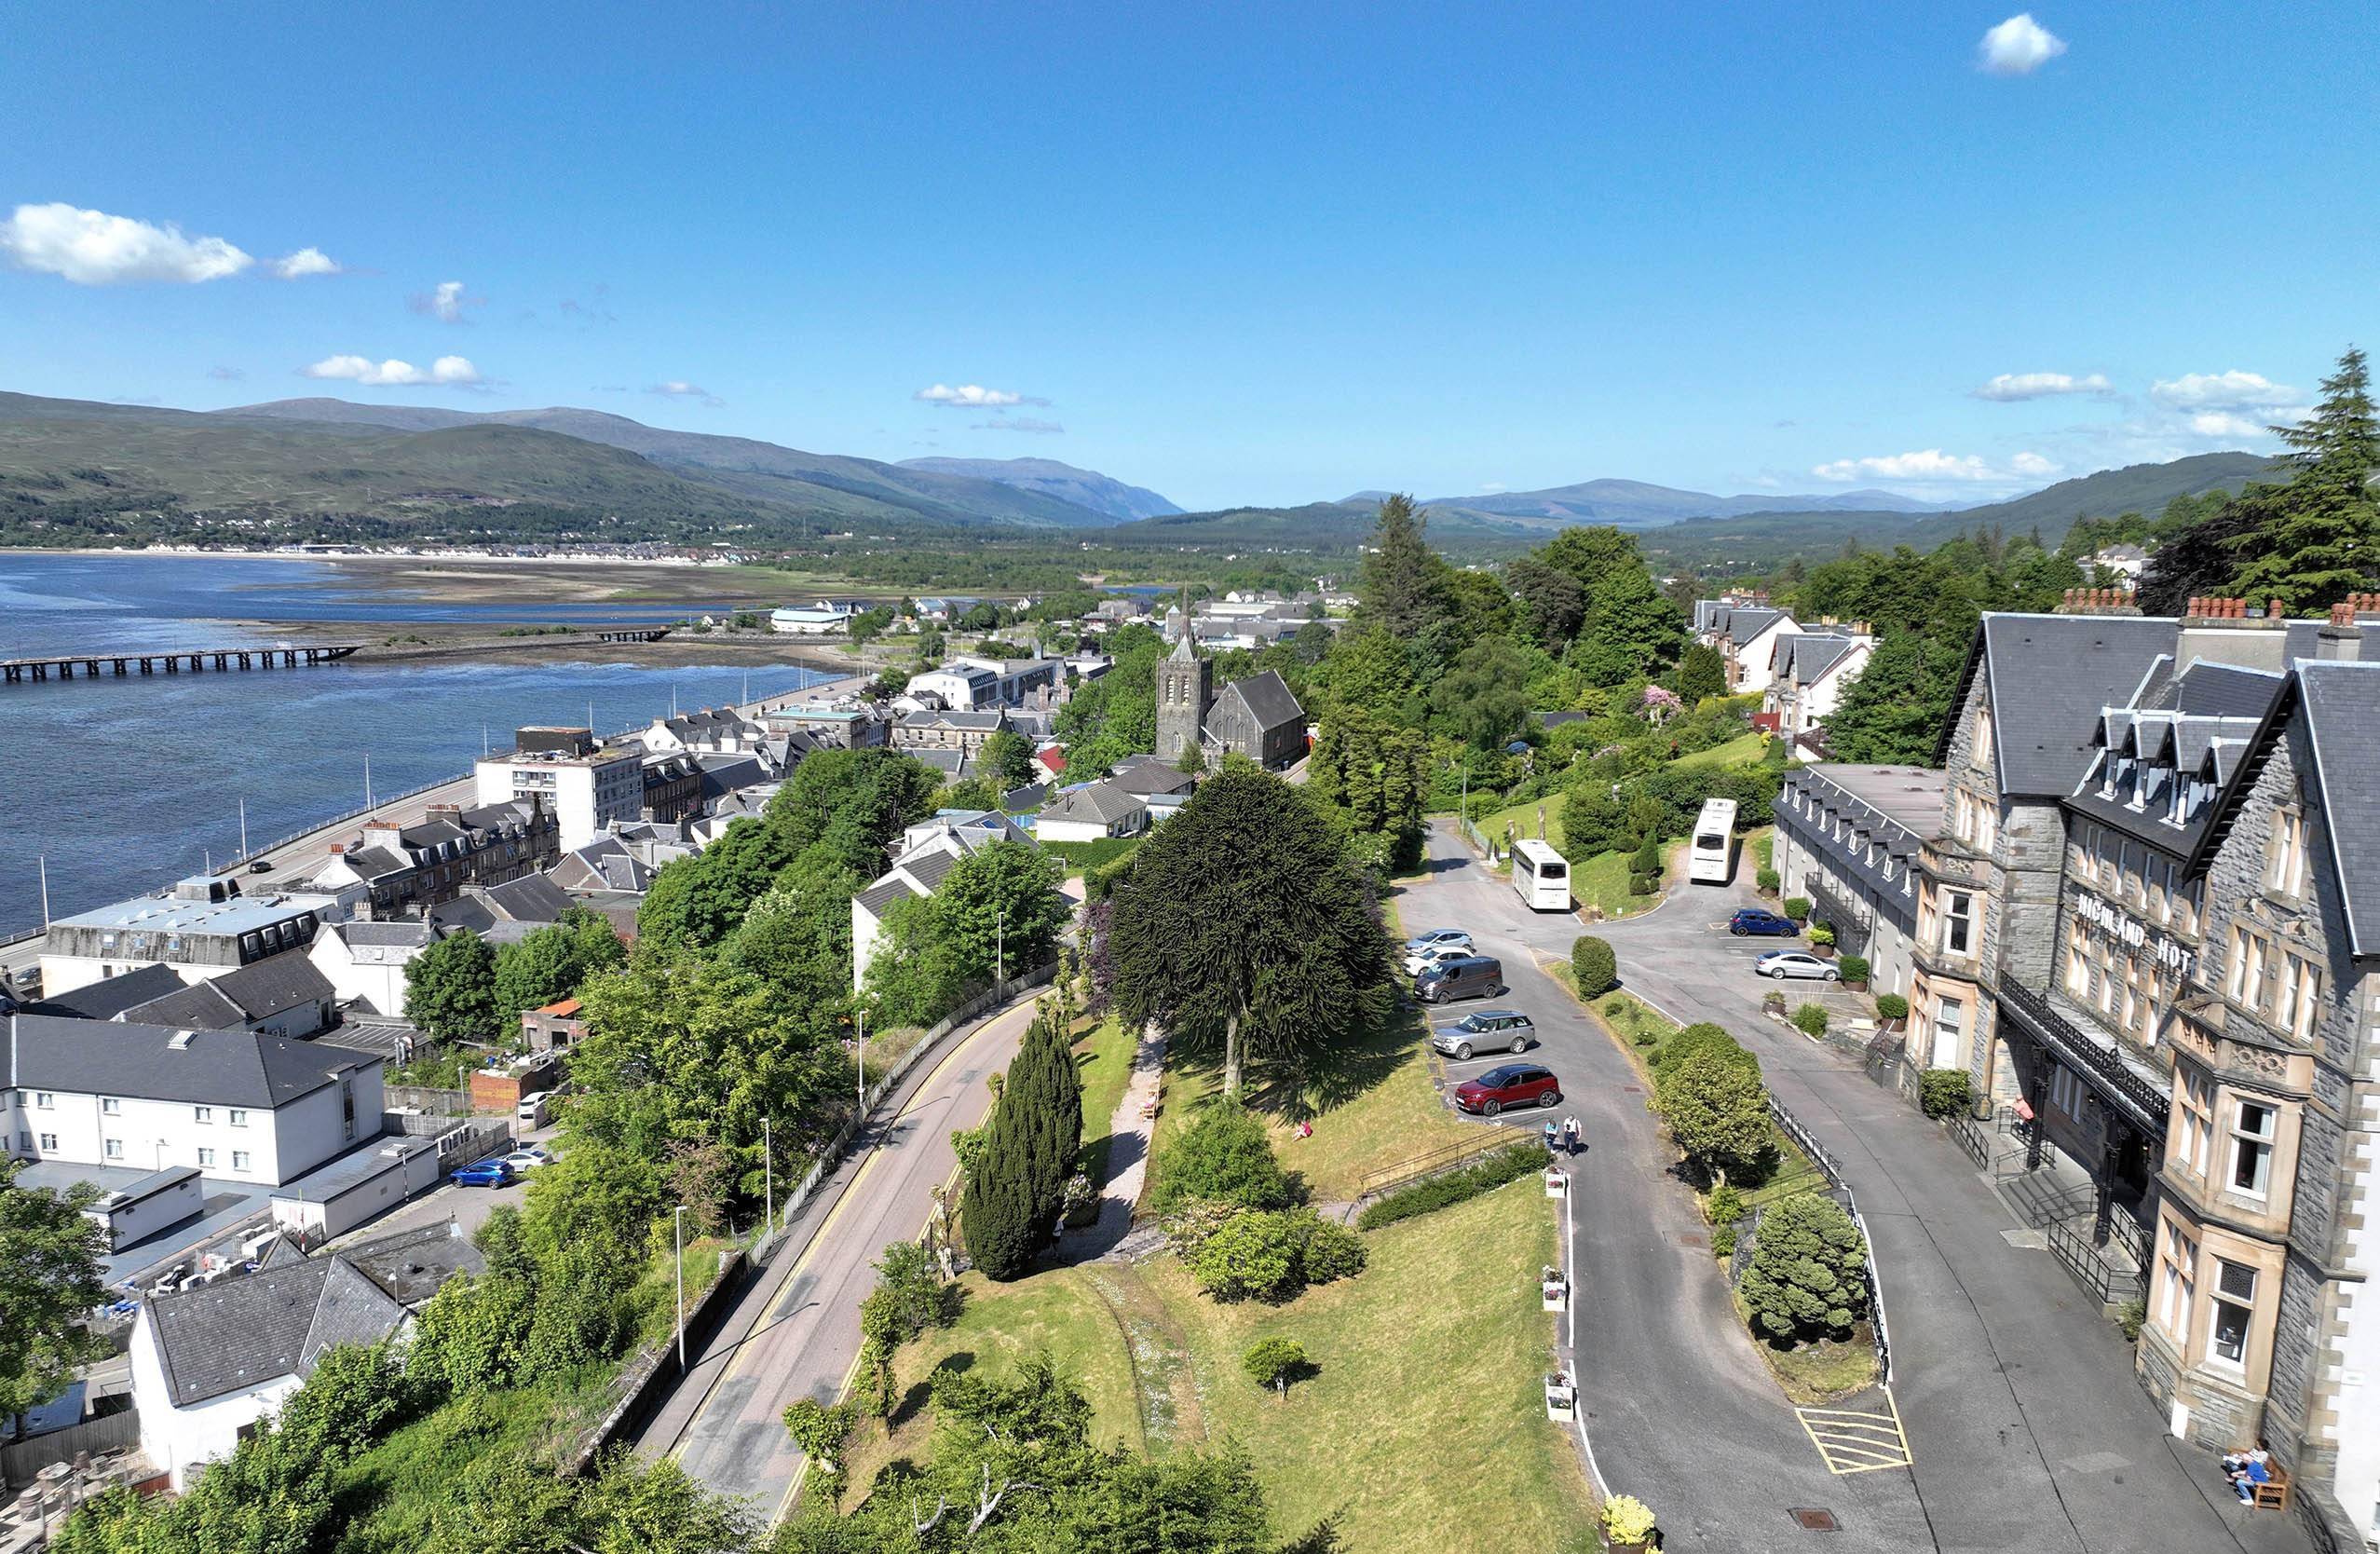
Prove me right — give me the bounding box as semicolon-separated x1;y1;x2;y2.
1637;453;2278;569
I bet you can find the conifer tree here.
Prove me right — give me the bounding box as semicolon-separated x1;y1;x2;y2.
960;1002;1081;1279
2230;346;2379;611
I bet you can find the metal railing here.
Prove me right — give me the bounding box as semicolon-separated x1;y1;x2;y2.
1946;1110;1992;1170
1997;977;2169;1133
1769;1097;1893;1385
1355;1129;1533;1199
2047;1214;2144;1306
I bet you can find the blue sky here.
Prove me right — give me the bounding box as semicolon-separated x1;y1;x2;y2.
3;3;2373;511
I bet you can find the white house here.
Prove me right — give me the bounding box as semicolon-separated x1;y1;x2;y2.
850;815;1031;991
308;920;432;1017
38;877;348;999
131;1221;481;1488
770;602;852;635
2;1015;385;1187
1691;597;1802;695
474;736;645;852
1763;629;1876;740
1032;781;1149;844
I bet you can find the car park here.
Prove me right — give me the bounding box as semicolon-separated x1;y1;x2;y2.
1728;907;1798;937
1405;928;1472;953
1432;1009;1535;1058
1404;940;1472;976
1452;1063;1562;1116
1416;954;1505;1003
1755;949;1840;981
451;1157;515;1188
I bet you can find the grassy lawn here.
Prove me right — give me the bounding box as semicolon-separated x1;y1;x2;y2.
842;1182;1592;1554
1675;729;1773;770
1072;1014;1140;1179
1471;786;1567;848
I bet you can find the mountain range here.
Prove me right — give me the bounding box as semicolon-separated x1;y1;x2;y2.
0;388;2278;559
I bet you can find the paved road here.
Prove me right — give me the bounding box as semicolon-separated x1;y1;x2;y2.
634;993;1034;1520
1402;825;1927;1551
1420;822;2301;1554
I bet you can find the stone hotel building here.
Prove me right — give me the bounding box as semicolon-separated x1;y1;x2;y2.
1773;592;2380;1550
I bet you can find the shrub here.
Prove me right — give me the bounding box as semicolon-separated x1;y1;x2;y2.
1740;1192;1870;1344
1782;896;1811;922
1707;1181;1744;1227
1571;935;1618;998
2115;1298;2147;1343
1629;837;1662;875
1920;1069;1975;1119
1354;1142;1547;1231
1711;1222;1738;1261
1182;1206;1364;1303
1650;1022;1757;1082
1243;1337;1311;1398
782;1398;860;1478
1808;922;1836;948
1873;993;1909;1021
1633;1027;1659;1047
1756;866;1781;893
1601;1494;1658;1547
1837;955;1870;984
1151;1099;1299;1214
1299;1217;1368;1284
1792;1002;1829;1037
1627;873;1658;896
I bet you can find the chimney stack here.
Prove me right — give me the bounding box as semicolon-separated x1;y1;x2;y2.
2178;595;2291;673
2318;599;2367;662
2057;586;2142;617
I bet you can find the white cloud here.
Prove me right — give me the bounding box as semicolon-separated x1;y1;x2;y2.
271;247;342;279
1979;13;2066;75
0;201;252;284
972;416;1065;435
2148;370;2302;413
916;382;1051;409
302;354;483;388
407;280;482;324
647;380;723;407
1972;371;2111;402
1812;448;2059;488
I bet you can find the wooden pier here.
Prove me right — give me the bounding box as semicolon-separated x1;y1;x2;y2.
0;643;364;685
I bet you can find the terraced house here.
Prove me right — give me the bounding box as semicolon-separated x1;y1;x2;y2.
1777;592;2380;1550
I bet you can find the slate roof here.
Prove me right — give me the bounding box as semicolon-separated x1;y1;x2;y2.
1713;606;1784;643
144;1222;480;1407
2294;660;2380;957
476;874;574;923
1112;760;1195;797
24;962;184;1020
122;979;248;1031
203;951;335;1022
902;850;959;893
1216;670;1303;733
1773;633;1859;687
1040;782;1147;827
2067;656;2291;862
318;1019;418;1059
335;846;411;879
1938;614;2183;796
3;1015;374;1109
909;749;967;775
854;878;920;919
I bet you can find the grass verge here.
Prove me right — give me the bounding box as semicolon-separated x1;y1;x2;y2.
1072;1014;1140;1179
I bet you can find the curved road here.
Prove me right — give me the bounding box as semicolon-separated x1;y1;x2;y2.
633;992;1035;1520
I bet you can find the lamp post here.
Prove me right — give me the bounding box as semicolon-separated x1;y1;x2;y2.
996;902;1006;997
762;1116;774;1240
673;1205;688;1370
856;1010;868;1118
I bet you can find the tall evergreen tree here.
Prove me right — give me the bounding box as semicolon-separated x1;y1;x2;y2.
961;1002;1081;1280
2230;346;2379;611
1110;763;1395;1095
1356;494;1455;637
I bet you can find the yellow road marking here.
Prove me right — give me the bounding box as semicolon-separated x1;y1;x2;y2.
672;1000;1029;1476
1796;1386;1912;1475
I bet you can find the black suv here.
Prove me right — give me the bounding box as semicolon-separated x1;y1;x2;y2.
1431;1009;1534;1058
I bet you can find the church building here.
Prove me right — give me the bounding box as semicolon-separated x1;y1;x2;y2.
1154;637;1307;770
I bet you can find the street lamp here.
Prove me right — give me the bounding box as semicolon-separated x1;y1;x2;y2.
996;902;1006;996
762;1116;774;1240
672;1205;688;1370
856;1010;868;1118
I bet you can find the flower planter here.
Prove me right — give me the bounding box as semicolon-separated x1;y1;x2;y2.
1843;977;1870;992
1810;944;1837;960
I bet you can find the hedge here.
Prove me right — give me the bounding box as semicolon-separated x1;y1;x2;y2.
1354;1142;1548;1231
1571;935;1617;998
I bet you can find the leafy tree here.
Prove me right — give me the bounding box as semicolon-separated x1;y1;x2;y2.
766;747;943;878
1356;494;1457;637
0;1162;107;1439
1739;1192;1870;1344
1150;1100;1299;1214
1823;631;1965;765
1304;708;1431;868
2230;346;2379;611
1054;621;1165;777
1110;765;1395;1095
937;840;1070;983
1676;642;1727;703
493;909;625;1020
1505;555;1587;647
1312;625;1419;722
856;1241;956;1414
270;1342;408;1465
976;728;1035;789
404;929;498;1043
782;1398;862;1481
862;893;973;1029
1425;634;1531;750
1655;1048;1771;1184
721;875;859;1008
1571;935;1617;998
1575;561;1684;686
1243;1336;1311;1399
637;817;798;955
938;774;1006;813
960;1003;1082;1279
1177;1206;1365;1302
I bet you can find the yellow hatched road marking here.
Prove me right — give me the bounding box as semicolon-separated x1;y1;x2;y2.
1796;1386;1912;1475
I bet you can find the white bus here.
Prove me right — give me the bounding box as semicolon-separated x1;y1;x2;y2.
1687;797;1738;884
1512;838;1572;912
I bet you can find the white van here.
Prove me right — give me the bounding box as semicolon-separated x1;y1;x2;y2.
515;1092;551;1130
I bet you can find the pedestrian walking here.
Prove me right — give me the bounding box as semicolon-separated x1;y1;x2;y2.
1563;1115;1583;1155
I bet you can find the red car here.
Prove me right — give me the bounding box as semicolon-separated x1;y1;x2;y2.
1452;1063;1562;1118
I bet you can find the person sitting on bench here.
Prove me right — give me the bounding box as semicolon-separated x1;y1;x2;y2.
2234;1450;2271;1504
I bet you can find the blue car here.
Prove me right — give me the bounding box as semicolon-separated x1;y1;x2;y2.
1729;907;1799;937
450;1157;515;1188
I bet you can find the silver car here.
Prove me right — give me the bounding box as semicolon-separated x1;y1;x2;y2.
1756;950;1840;981
1431;1009;1535;1059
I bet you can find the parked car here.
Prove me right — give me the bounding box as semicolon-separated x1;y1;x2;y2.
1404;940;1473;976
1405;928;1473;953
1432;1009;1535;1058
451;1157;515;1188
498;1147;552;1173
1452;1063;1562;1117
1755;949;1840;981
1728;907;1799;937
1416;955;1506;1004
515;1092;552;1129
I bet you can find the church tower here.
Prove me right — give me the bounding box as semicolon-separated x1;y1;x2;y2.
1155;634;1212;762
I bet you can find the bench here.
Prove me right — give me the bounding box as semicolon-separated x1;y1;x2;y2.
2251;1465;2291;1512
